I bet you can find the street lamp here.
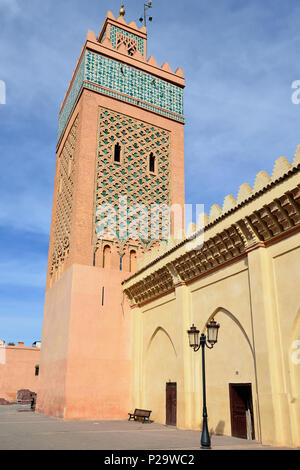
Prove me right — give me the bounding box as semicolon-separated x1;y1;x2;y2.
187;318;220;449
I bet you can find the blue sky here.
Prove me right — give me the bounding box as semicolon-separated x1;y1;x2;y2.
1;0;300;345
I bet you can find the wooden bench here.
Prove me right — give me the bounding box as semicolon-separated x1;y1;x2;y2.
128;409;152;423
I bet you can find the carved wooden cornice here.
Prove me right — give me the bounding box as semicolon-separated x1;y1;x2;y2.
124;184;300;306
245;187;300;243
124;266;174;305
171;224;245;283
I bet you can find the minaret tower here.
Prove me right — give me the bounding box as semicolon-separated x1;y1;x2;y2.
37;6;185;420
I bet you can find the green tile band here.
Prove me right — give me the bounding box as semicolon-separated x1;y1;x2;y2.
58;51;184;143
58;58;84;143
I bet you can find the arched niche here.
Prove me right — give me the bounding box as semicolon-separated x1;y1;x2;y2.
143;327;178;424
205;307;255;359
103;244;112;269
197;307;258;440
129;249;137;273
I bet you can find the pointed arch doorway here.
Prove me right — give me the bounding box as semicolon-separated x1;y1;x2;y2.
144;326;178;425
203;306;258;440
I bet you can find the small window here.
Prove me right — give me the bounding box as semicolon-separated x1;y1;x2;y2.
149;153;155;173
35;365;40;377
114;143;121;163
101;287;105;306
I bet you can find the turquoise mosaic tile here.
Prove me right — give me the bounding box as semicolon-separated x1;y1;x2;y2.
58;50;184;143
85;51;183;116
95;107;171;243
58;57;84;142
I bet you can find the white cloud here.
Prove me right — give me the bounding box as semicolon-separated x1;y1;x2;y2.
0;257;46;288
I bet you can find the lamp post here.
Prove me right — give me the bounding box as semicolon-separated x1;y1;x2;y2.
187;319;220;449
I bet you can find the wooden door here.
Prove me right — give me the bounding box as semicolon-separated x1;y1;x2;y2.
166;382;177;426
229;384;255;439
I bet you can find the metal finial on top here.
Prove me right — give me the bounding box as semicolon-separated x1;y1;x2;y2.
139;1;153;27
119;4;125;16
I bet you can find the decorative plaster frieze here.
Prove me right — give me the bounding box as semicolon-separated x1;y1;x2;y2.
123;181;300;305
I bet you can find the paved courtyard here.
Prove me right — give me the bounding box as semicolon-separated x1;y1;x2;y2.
0;405;292;450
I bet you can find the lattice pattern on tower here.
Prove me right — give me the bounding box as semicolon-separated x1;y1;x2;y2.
116;32;138;56
110;25;144;55
94;107;171;251
50;116;78;279
58;51;184;144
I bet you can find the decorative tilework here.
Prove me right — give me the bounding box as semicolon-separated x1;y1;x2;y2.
110;26;144;55
51;117;78;279
58;51;184;143
94;107;170;247
58;58;84;142
85;51;183;116
84;82;185;123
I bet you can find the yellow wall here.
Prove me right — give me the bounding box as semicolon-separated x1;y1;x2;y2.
268;234;300;446
123;156;300;448
129;233;300;447
190;262;257;438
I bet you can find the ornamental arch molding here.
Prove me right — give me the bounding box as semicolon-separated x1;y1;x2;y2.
145;326;177;359
205;306;255;360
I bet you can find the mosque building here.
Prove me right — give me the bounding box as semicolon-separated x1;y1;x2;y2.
36;6;300;448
